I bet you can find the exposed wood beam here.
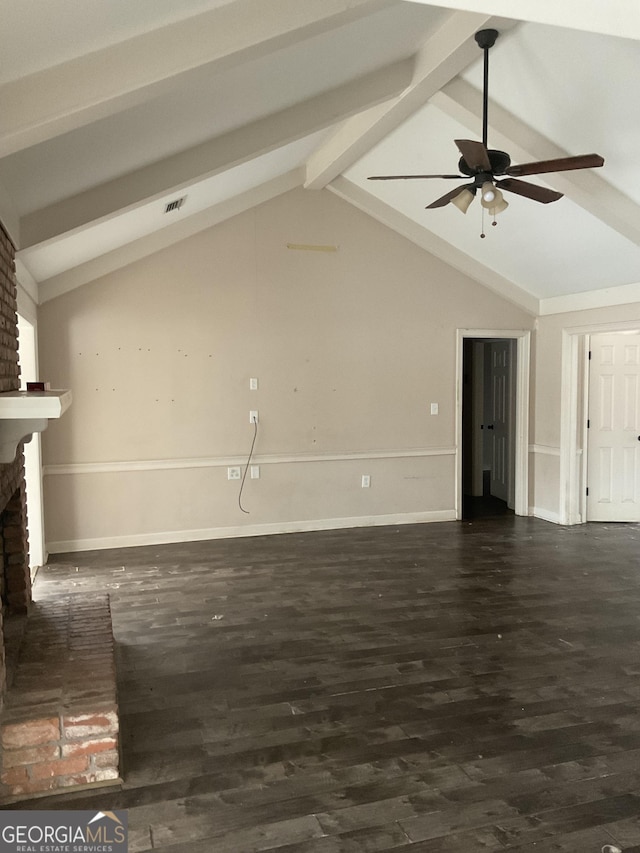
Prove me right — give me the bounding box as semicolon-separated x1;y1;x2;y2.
405;0;640;40
304;10;508;189
0;0;396;158
433;77;640;249
34;171;303;304
21;59;411;249
329;176;539;314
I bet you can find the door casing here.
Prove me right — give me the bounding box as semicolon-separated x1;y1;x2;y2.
456;329;530;519
561;319;640;524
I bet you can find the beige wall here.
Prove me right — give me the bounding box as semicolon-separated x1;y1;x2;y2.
532;301;640;521
39;187;534;551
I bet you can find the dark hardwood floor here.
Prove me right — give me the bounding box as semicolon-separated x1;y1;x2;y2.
10;517;640;853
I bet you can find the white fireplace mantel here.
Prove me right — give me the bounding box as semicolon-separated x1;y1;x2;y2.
0;390;72;462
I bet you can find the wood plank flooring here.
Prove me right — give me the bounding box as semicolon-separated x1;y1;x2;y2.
10;517;640;853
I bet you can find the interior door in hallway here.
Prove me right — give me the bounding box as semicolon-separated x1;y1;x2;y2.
488;340;511;503
587;332;640;521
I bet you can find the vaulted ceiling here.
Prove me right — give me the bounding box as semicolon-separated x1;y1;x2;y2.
1;0;639;315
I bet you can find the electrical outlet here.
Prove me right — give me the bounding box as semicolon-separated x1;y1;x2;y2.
227;467;241;480
250;410;258;423
249;378;259;390
250;465;260;479
430;402;439;415
362;474;371;488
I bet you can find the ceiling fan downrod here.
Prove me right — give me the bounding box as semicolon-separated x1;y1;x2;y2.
475;28;499;149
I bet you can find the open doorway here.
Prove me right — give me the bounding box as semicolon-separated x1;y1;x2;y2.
456;329;530;521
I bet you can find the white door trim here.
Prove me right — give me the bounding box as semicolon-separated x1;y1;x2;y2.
561;319;640;524
455;329;530;519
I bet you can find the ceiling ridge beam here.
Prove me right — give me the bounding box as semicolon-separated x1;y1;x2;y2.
21;58;412;249
304;10;514;189
329;175;539;315
0;0;397;158
404;0;640;40
433;77;640;249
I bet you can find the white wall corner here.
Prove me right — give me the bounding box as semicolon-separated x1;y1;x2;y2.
15;259;40;320
0;179;20;248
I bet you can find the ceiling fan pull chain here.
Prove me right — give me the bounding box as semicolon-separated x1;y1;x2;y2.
480;206;486;239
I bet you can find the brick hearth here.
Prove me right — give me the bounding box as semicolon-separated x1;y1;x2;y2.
0;594;120;802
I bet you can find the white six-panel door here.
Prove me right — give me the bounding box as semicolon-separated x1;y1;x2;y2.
489;341;510;503
587;332;640;522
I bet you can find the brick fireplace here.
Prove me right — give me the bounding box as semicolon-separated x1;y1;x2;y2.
0;221;121;801
0;222;32;695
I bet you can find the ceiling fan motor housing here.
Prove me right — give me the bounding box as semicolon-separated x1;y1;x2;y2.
458;149;511;178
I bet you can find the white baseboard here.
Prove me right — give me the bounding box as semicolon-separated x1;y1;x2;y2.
531;506;562;525
47;509;458;555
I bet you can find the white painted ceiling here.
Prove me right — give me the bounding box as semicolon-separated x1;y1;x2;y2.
1;0;639;315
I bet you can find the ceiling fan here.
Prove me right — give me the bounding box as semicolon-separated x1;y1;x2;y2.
368;29;604;232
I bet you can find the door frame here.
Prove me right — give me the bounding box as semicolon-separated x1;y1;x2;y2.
455;329;531;519
561;319;640;524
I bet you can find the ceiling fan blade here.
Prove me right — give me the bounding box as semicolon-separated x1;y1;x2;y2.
454;139;492;171
506;153;604;177
368;174;463;180
426;184;473;209
496;178;563;204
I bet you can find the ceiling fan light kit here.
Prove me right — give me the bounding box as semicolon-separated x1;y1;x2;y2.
489;195;509;216
450;187;476;213
480;182;497;206
368;28;604;237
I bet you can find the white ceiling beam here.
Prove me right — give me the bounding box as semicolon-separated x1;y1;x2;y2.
433;77;640;249
21;59;412;249
404;0;640;41
0;0;396;158
35;170;304;304
539;280;640;316
329;176;539;314
304;10;507;189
